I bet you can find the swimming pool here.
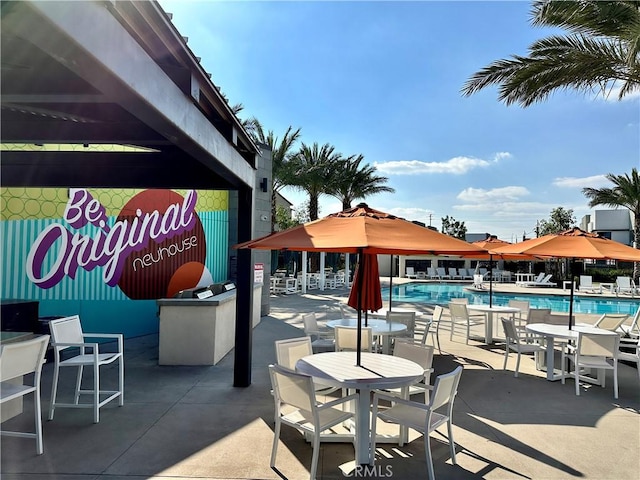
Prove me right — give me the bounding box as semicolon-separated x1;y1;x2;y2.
382;282;640;315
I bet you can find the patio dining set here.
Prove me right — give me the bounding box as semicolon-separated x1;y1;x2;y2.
268;300;640;479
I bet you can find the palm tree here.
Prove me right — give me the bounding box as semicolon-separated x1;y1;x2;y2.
583;168;640;280
288;142;342;220
248;118;302;232
461;0;640;106
326;154;395;210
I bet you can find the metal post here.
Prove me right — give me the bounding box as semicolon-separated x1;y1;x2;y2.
234;186;253;387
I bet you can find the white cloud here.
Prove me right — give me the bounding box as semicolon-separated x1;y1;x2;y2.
456;186;529;203
386;206;436;225
374;152;512;175
553;175;610;189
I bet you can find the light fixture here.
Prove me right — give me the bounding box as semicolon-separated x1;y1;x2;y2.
259;177;268;193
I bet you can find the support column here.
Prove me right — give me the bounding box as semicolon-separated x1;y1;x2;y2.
301;251;308;293
399;256;406;278
234;186;253;387
319;252;326;290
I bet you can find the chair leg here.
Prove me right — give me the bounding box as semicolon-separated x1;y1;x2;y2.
94;361;100;423
49;364;60;420
74;365;83;404
502;346;509;372
465;320;470;345
424;433;435;480
614;361;618;399
119;356;125;406
370;402;378;466
514;350;521;378
575;368;580;396
447;419;457;465
34;382;44;455
270;418;280;468
310;431;320;480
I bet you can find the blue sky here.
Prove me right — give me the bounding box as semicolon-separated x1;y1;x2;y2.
160;0;639;242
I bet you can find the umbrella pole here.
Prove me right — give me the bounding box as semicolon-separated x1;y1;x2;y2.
568;258;574;329
489;256;494;308
389;255;394;312
356;249;364;366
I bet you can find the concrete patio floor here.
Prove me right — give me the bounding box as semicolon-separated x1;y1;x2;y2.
2;280;639;479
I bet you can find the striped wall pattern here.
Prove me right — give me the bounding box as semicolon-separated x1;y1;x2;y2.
1;210;229;301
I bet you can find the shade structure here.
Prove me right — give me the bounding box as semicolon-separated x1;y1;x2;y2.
236;203;486;364
491;227;640;328
472;236;539;307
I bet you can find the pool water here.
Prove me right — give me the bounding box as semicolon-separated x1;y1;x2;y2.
382;282;640;315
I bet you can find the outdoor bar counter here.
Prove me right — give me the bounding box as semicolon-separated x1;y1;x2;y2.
156;285;262;366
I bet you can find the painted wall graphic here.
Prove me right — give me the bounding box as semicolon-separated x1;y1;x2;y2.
1;187;229;336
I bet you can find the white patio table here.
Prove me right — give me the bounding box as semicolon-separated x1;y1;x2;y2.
466;305;520;343
295;351;423;465
525;322;619;381
326;318;407;354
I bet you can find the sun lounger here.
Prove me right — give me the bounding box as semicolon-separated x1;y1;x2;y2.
427;267;440;280
616;276;637;295
516;272;544;286
578;275;599;293
522;274;556;287
437;267;451;280
406;267;418;279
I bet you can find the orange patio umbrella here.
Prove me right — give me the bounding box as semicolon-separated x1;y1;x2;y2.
236;203;485;364
491;227;640;328
472;235;540;307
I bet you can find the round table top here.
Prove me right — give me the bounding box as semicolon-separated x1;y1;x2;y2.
369;308;424;318
526;322;618;339
295;351;423;389
326;318;407;334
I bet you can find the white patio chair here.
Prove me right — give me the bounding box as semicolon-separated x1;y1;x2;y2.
448;302;483;344
501;317;545;377
48;315;124;423
508;299;530;327
386;311;416;341
425;305;443;353
268;364;357;480
561;331;620;399
593;313;629;332
0;335;50;455
375;339;435;404
618;336;640;382
302;313;335;353
334;326;373;352
406;266;417;279
371;366;463;480
274;337;336;394
620;306;640;338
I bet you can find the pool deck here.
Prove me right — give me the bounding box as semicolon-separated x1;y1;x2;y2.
1;278;638;480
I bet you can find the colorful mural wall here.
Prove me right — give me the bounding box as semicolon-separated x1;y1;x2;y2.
1;188;229;337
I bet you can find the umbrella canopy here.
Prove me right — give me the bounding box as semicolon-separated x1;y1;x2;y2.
236;203;486;363
472;236;539;307
237;203;486;255
491;227;640;328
